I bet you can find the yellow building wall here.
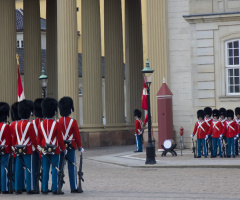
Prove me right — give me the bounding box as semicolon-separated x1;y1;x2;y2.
15;0;147;63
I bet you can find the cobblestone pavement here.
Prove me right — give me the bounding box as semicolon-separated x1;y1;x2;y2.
1;145;240;199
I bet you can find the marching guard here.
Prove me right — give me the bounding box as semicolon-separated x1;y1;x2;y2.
234;107;240;155
208;109;223;157
219;108;227;144
204;107;213;155
32;98;43;191
0;103;12;193
37;98;66;194
191;110;208;158
134;109;143;152
58;96;83;193
226;110;237;158
12;100;37;194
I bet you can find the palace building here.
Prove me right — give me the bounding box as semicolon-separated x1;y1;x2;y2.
1;0;240;148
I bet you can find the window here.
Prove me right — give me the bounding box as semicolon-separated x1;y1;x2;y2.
17;40;24;48
226;40;240;95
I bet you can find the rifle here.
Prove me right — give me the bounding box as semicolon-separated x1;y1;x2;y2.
210;137;213;158
18;155;31;173
78;152;84;193
7;154;14;194
35;154;42;194
57;153;66;194
220;137;225;157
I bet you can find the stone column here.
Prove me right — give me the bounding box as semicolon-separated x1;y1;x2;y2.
46;0;57;99
57;0;79;122
125;0;144;125
0;0;17;105
24;0;42;101
104;0;125;127
145;0;168;129
82;0;103;129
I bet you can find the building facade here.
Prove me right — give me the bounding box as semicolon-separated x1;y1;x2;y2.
3;0;239;148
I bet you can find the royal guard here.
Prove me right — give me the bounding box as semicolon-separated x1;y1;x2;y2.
0;103;12;193
219;108;227;143
204;107;213;154
37;98;66;195
191;110;208;158
208;109;223;157
226;109;237;158
134;109;143;152
12;100;37;194
234;107;240;155
58;96;83;193
32;98;44;191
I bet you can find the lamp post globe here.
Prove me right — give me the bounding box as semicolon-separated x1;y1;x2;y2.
39;66;48;98
142;58;156;165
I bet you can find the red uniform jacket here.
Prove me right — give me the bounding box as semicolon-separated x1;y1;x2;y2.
32;118;43;151
220;118;227;137
205;118;213;135
226;120;237;138
192;121;208;139
235;118;240;134
208;120;223;138
37;119;65;154
12;120;37;154
0;122;11;154
135;118;143;135
58;117;82;150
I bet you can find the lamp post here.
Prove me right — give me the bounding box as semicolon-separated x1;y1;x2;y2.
142;58;156;164
39;66;48;98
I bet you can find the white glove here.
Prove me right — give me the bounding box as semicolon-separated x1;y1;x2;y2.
37;145;42;152
205;135;208;140
191;134;194;138
234;137;237;140
78;147;84;153
219;134;223;139
64;149;68;155
237;134;239;138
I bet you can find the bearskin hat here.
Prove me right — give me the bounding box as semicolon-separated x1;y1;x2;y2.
0;102;10;122
227;109;234;119
11;102;20;121
33;98;43;118
59;96;74;117
212;109;219;119
197;110;204;119
219;107;226;117
42;98;58;118
134;109;142;118
18;100;34;119
235;107;240;116
204;107;212;117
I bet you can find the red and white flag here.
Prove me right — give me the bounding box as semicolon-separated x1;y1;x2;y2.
17;65;25;102
141;79;148;110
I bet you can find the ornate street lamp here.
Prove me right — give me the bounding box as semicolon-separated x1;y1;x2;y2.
142;58;156;164
39;66;48;98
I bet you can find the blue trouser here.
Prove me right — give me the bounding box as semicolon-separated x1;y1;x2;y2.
32;151;39;190
60;149;77;190
15;154;33;192
42;154;60;192
212;137;222;157
235;138;239;155
135;134;142;151
0;154;9;192
197;138;207;157
227;137;235;156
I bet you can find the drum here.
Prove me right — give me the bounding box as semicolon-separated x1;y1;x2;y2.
163;139;175;150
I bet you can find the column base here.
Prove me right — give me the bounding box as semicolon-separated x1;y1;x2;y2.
80;128;135;148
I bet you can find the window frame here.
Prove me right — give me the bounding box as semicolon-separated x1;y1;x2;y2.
225;39;240;96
